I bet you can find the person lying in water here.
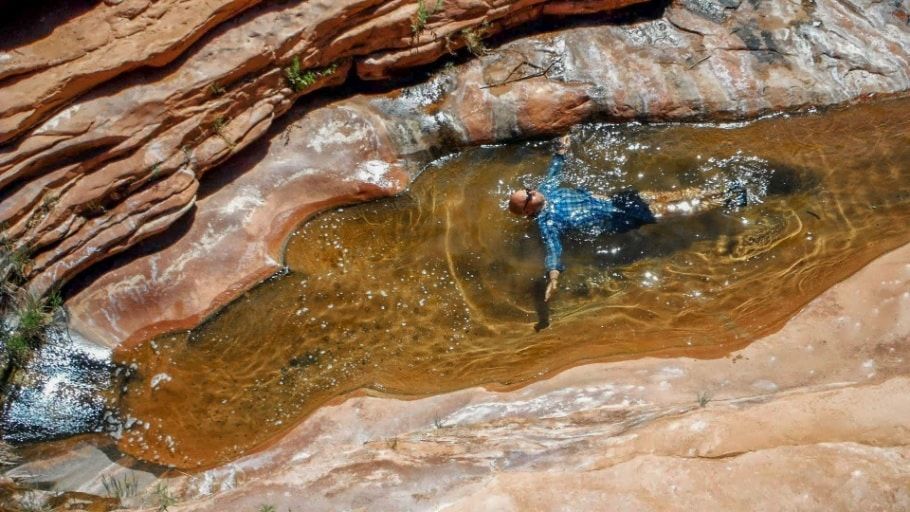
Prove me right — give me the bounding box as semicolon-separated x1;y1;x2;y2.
509;134;747;302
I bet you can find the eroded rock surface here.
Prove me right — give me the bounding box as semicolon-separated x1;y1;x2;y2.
0;0;262;144
61;0;910;348
12;228;910;511
68;103;411;347
0;0;649;300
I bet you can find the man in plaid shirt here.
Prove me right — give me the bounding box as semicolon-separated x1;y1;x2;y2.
509;135;739;302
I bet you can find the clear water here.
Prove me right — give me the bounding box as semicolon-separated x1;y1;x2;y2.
112;98;910;469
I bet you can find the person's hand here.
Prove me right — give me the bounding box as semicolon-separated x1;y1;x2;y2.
545;269;560;302
556;133;571;155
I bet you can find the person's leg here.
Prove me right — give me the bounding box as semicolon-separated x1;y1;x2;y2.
635;187;727;219
593;187;726;220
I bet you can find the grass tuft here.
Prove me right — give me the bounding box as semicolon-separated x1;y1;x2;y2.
102;473;139;500
2;290;63;374
412;0;444;36
152;483;176;512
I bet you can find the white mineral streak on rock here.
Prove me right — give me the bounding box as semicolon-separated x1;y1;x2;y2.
150;373;172;390
34;104;82;133
351;160;392;188
218;187;265;222
443;384;621;425
307;119;370;154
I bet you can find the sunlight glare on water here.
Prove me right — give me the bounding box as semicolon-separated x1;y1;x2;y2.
113;98;910;468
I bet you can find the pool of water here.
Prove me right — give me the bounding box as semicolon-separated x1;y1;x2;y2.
112;97;910;469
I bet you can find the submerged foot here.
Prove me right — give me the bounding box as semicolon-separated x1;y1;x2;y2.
724;181;749;210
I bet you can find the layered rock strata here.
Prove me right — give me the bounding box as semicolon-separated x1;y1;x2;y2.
58;0;910;348
0;0;649;300
11;226;910;511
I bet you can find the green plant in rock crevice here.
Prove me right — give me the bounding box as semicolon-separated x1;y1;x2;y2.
102;473;139;500
1;247;30;287
1;289;62;372
283;56;340;93
412;0;444;37
461;20;492;56
151;482;177;512
210;116;236;148
208;82;226;96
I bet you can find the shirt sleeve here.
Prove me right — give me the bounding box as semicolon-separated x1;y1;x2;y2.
540;219;565;272
539;154;565;194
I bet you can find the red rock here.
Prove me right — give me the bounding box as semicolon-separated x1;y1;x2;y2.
57;0;910;348
0;0;647;301
19;240;910;511
68;103;409;347
0;0;263;144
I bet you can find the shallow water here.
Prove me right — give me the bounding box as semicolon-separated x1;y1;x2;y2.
113;98;910;468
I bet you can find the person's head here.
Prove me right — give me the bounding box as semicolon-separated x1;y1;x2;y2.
508;188;545;217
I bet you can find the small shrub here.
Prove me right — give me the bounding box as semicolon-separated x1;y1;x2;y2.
210;116;236;148
5;334;30;362
45;288;63;311
8;250;30;284
211;116;226;134
258;505;276;512
461;28;486;56
17;298;46;338
696;390;712;407
461;21;491;56
1;237;30;285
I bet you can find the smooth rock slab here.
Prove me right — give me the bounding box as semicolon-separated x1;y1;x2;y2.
68;104;410;348
19;225;910;511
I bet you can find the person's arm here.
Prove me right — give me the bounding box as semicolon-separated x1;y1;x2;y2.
545;269;560;302
540;134;571;193
541;221;564;302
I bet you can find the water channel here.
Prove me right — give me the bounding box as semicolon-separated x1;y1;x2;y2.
15;97;910;471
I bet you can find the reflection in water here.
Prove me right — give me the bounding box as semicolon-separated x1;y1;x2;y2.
114;98;910;468
1;329;115;443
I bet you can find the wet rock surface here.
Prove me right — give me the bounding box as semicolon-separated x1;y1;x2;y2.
2;0;910;508
9;239;910;511
49;0;910;349
0;330;114;443
0;0;649;300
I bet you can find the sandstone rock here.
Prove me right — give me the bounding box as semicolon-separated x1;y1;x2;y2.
0;0;262;144
68;103;411;347
17;237;910;511
0;0;647;301
60;0;910;350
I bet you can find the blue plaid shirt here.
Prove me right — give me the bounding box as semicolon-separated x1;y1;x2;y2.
536;154;619;271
